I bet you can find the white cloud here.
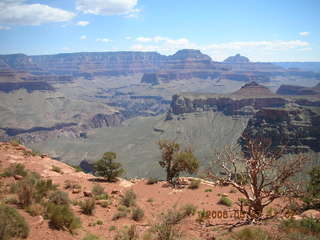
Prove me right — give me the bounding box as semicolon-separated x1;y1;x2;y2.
299;32;310;36
96;38;112;43
76;21;89;26
80;35;87;40
0;26;11;30
76;0;139;16
125;36;132;40
136;37;152;42
0;0;75;25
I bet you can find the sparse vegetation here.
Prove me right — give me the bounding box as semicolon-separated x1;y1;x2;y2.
303;166;320;210
51;165;63;174
109;225;117;231
46;202;81;232
1;163;28;177
26;203;44;216
64;180;81;190
131;206;144;221
79;198;96;215
121;189;137;207
93;152;124;182
180;204;197;216
0;204;30;240
82;234;101;240
204;188;212;192
112;210;128;220
114;225;139;240
92;184;105;196
229;227;272;240
9;139;21;146
49;190;70;205
188;179;201;189
209;138;309;219
218;196;233;207
147;177;159;185
158;140;199;184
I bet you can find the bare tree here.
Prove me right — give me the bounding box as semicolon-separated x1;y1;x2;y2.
208;138;309;220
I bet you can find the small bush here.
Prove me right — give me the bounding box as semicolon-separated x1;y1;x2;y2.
196;209;209;223
4;197;18;205
82;234;100;240
218;196;233;207
96;220;103;225
109;225;117;231
147;198;154;203
131;206;144;221
279;218;320;237
79;198;95;215
0;204;29;240
204;189;212;192
112;210;127;220
188;179;201;189
121;189;137;207
92;184;105;196
26;203;44;216
99;200;111;208
180;204;197;216
17;181;34;208
51;165;63;174
94;193;108;200
162;208;187;225
64;180;81;190
46;203;81;232
10;139;21;146
230;227;272;240
1;163;28;177
114;225;138;240
146;177;158;185
49;191;70;205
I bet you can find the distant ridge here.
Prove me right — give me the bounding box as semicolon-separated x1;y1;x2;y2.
224;54;250;63
232;81;275;97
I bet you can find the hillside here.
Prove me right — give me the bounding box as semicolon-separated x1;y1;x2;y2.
1;141;319;240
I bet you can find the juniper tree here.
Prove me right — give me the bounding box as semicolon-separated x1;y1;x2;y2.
93;152;124;182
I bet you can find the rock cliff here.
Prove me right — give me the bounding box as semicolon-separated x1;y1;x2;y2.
168;82;320;152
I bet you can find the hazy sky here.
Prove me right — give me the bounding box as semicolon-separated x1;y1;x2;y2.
0;0;319;61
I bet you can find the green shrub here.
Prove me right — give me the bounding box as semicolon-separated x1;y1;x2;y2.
218;196;233;207
10;139;21;146
51;165;63;174
131;206;144;221
188;179;201;189
26;203;44;216
279;218;320;237
79;198;95;215
180;204;197;216
112;210;128;220
109;225;117;231
1;163;28;177
303;166;320;210
64;180;81;190
146;177;158;185
17;181;34;208
114;225;138;240
99;200;111;208
82;234;100;240
230;227;272;240
147;198;154;203
46;203;81;232
49;191;70;205
162;208;187;225
204;189;212;192
92;184;105;196
0;204;29;240
94;193;108;200
121;189;137;207
96;220;103;225
196;209;209;223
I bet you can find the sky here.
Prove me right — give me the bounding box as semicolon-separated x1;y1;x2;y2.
0;0;319;62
